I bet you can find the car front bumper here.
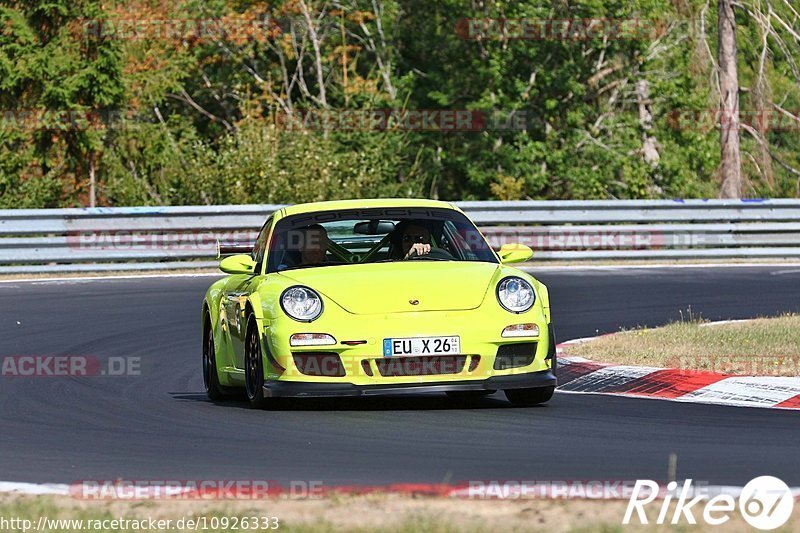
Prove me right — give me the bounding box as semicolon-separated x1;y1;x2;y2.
263;367;556;398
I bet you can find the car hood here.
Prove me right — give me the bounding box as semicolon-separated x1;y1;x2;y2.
278;261;499;314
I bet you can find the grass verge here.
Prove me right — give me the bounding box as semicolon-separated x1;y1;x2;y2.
566;315;800;376
2;493;796;532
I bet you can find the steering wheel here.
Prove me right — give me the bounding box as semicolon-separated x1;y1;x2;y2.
407;247;455;260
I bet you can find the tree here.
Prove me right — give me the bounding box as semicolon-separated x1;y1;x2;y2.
4;0;800;206
718;0;742;198
0;0;126;207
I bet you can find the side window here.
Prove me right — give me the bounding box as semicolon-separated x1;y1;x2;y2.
253;217;273;273
443;220;477;261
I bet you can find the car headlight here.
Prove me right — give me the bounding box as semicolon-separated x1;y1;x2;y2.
497;277;535;313
281;286;323;322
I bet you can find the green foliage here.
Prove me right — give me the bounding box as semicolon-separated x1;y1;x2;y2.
0;0;126;206
0;0;798;207
102;115;424;205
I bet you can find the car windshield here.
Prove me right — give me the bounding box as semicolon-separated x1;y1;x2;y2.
266;207;497;272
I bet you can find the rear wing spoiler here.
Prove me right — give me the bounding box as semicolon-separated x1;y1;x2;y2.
216;241;252;259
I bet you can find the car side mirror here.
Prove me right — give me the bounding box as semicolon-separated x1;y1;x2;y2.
219;254;256;275
498;243;533;264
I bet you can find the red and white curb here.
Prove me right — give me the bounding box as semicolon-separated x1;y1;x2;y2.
1;480;799;500
557;327;800;410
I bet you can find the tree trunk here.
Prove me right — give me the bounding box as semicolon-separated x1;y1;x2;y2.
299;0;327;108
636;80;660;167
754;21;774;191
718;0;742;198
88;151;96;208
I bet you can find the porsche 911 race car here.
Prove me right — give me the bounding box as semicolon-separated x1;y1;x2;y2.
202;199;556;407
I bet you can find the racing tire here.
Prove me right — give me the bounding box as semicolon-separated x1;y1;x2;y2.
245;316;269;409
504;386;555;407
203;317;226;401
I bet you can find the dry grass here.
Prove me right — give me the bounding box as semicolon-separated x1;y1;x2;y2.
566;315;800;376
1;493;797;532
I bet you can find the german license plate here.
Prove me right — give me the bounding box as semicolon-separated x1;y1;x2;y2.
383;336;460;357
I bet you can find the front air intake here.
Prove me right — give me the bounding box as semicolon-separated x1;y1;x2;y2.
292;352;346;377
494;343;537;370
376;356;467;377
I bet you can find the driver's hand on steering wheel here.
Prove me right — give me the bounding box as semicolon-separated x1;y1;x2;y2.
404;243;431;259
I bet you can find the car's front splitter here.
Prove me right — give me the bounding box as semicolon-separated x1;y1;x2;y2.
262;369;556;398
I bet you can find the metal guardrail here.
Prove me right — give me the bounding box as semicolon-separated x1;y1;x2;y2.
1;200;799;273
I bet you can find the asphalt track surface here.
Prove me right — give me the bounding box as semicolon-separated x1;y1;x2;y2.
1;266;799;486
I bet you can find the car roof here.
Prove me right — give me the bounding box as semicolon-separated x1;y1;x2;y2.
280;198;457;217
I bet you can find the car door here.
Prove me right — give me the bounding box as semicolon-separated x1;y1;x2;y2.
221;217;272;370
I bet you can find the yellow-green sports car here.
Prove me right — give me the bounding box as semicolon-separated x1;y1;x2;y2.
202;198;557;407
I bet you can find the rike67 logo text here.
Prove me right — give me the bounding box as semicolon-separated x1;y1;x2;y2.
624;476;794;530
